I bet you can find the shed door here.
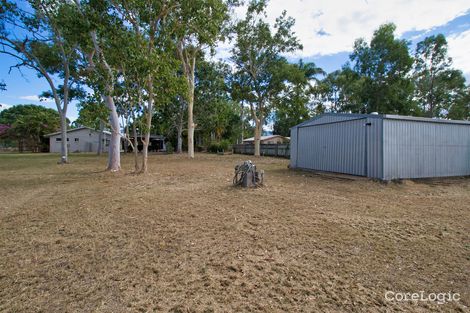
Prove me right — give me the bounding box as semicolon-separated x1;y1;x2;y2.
296;118;367;176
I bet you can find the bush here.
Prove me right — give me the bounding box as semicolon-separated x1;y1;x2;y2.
207;139;231;153
208;142;219;153
166;142;174;154
219;139;230;151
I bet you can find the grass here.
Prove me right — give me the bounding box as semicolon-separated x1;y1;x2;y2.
0;153;469;312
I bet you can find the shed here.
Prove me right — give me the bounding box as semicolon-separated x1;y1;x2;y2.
290;113;470;180
44;127;112;153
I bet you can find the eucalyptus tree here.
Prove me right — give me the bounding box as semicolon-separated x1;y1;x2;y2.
0;0;81;163
414;34;468;118
447;86;470;120
173;0;230;158
114;78;143;171
111;0;182;172
231;0;301;156
73;0;148;171
194;60;240;143
350;23;415;115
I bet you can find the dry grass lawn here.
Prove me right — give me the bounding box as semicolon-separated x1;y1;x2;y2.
0;153;469;312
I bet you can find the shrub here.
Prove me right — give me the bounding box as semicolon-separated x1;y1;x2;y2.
166;142;174;154
219;139;230;151
208;140;232;153
208;142;219;153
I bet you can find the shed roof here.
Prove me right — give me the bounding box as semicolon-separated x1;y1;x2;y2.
291;113;470;129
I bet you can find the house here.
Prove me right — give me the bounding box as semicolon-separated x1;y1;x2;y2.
290;113;470;180
243;135;290;145
44;127;112;153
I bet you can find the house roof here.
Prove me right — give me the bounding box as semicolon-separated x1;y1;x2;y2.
243;135;288;142
291;113;470;129
129;134;165;140
44;126;112;137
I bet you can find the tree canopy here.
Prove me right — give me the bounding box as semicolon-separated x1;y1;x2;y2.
1;1;469;167
0;104;62;152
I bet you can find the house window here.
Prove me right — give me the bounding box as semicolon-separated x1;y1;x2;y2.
74;138;79;142
56;138;61;142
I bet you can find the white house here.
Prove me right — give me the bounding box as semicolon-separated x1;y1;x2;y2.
45;127;112;153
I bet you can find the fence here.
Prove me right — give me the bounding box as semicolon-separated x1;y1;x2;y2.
232;143;290;158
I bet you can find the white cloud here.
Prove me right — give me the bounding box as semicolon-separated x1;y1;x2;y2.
19;95;53;102
0;103;11;111
220;0;470;58
447;29;470;79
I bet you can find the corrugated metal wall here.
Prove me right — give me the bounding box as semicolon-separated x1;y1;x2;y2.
294;117;374;176
291;113;470;180
366;117;383;179
383;119;470;179
290;128;298;167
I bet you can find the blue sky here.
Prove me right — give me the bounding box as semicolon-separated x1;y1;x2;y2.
1;0;470;122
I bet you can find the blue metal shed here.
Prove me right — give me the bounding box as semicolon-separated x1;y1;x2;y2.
290;113;470;180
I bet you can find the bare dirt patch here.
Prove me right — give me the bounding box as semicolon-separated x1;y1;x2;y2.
0;153;469;312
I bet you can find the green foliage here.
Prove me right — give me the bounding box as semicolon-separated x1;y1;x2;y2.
152;96;185;141
413;34;468;118
447;86;470;120
1;0;85;161
231;0;302;143
195;60;240;143
0;104;61;151
207;139;230;153
273;60;324;136
165;142;174;154
1;0;82;92
311;67;362;114
349;23;415;114
308;27;469;122
75;95;109;129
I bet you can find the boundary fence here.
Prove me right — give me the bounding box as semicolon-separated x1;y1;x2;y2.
232;144;290;158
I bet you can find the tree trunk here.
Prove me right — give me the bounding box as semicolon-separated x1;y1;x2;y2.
97;119;104;155
176;119;183;154
188;108;194;158
104;95;121;172
132;122;139;172
254;117;263;157
177;42;197;159
59;114;68;163
123;122;129;154
240;101;244;144
141;133;149;172
141;78;154;173
187;63;196;159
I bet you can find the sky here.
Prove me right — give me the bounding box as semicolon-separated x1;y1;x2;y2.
1;0;470;122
